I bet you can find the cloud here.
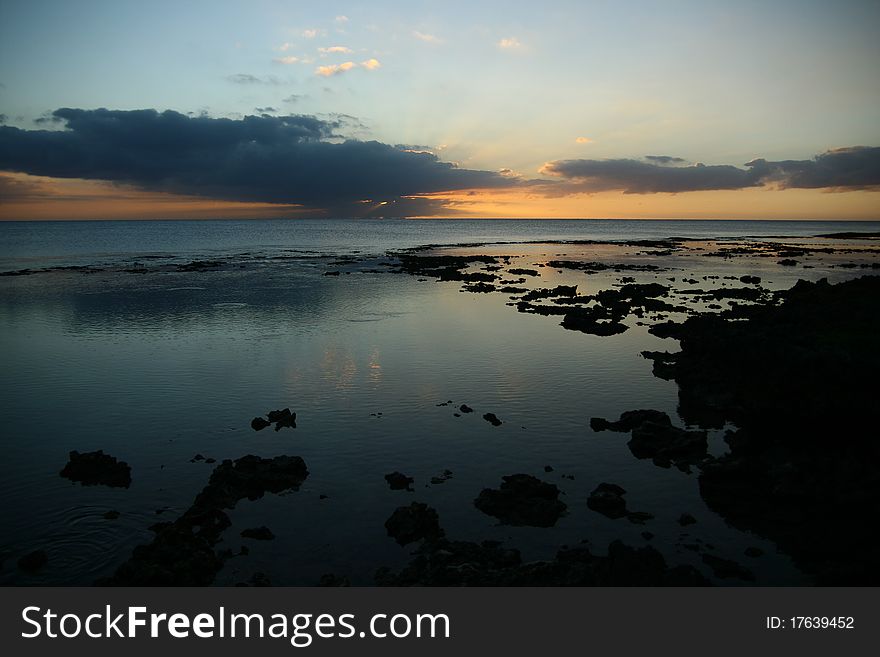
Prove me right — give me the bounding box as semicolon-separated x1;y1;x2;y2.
273;56;302;65
575;136;593;144
283;94;304;103
541;147;880;193
0;108;515;216
315;59;380;76
316;61;356;77
226;73;279;85
413;31;442;44
278;42;295;52
302;29;323;38
644;155;685;164
254;107;278;113
497;37;522;49
318;45;352;54
335;15;348;24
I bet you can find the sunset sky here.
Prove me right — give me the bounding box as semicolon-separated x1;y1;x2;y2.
1;0;879;219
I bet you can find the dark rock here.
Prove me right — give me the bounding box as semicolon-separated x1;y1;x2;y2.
241;526;275;540
483;412;502;426
508;268;539;276
740;275;761;284
678;513;697;526
430;470;453;485
191;454;205;462
459;404;474;413
60;450;131;488
18;550;48;572
99;455;308;586
266;408;296;430
385;471;414;491
627;511;655;525
628;421;708;463
745;547;764;558
251;417;271;431
594;409;672;432
641;531;655;540
561;308;628;336
384;503;443;545
587;483;629;519
319;573;351;587
701;553;755;581
778;258;798;266
475;474;567;527
544;465;554;472
376;537;708;586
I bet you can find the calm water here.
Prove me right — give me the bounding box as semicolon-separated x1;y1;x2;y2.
1;219;878;586
2;218;878;271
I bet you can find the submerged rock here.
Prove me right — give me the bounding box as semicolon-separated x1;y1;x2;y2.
474;474;567;527
241;526;275;540
587;483;628;519
384;502;443;545
267;408;296;430
60;450;131;488
459;404;474;413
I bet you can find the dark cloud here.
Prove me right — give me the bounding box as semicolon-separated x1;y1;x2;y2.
0;108;513;215
541;158;755;193
254;106;278;113
644;155;686;164
542;147;880;193
282;94;304;103
746;147;880;191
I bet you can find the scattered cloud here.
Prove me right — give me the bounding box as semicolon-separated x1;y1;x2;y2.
273;56;302;65
315;59;381;76
0;108;515;216
254;107;278;114
541;147;880;193
413;31;442;44
335;15;348;24
497;37;522;49
278;42;295;52
318;45;353;54
282;94;304;103
302;28;324;38
316;61;356;77
575;136;593;144
226;73;280;85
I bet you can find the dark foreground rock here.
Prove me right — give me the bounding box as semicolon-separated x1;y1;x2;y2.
18;550;48;573
384;503;443;545
474;474;567;527
590;410;708;466
587;483;629;519
482;412;502;426
643;276;880;583
99;455;308;585
60;450;131;488
376;538;709;586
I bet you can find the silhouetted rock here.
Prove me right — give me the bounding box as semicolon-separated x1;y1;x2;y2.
99;455;308;586
251;417;271;431
60;450;131;488
745;547;764;558
459;404;474;413
561;308;628;336
702;554;755;581
18;550;48;573
241;526;275;540
474;474;566;527
678;513;697;526
384;503;443;545
385;471;414;491
740;275;761;284
483;412;502;426
266;408;296;430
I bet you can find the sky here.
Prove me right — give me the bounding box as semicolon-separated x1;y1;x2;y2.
1;0;879;220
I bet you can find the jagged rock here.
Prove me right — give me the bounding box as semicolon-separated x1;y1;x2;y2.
251;417;271;431
60;450;131;488
474;474;566;527
385;471;414;491
384;503;443;545
483;412;502;426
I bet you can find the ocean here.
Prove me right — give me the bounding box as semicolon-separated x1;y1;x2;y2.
1;218;878;586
